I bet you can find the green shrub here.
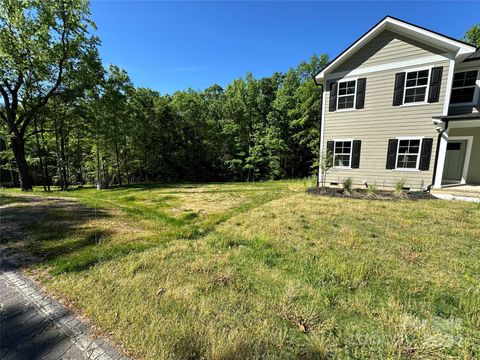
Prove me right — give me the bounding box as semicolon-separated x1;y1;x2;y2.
366;183;377;197
343;177;353;192
395;178;406;193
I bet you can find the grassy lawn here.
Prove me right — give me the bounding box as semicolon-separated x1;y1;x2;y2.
1;181;479;359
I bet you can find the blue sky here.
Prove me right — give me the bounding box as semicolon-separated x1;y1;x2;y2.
90;1;480;94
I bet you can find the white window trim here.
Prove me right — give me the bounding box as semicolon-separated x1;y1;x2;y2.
449;70;480;107
336;78;357;111
402;67;432;106
394;136;424;171
332;138;354;169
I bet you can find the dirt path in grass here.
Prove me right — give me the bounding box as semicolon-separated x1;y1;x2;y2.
0;194;129;360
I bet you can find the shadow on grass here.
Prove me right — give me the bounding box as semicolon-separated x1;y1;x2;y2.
0;195;151;274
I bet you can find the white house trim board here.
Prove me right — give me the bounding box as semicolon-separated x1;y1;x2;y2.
315;16;476;83
434;127;449;189
443;59;455;115
318;85;327;185
386;17;475;56
445;136;474;185
324;54;449;81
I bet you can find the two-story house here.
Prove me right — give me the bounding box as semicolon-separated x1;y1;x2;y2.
315;16;479;191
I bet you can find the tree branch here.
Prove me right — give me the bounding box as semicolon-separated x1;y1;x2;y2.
0;84;11;110
26;128;52;138
20;16;69;137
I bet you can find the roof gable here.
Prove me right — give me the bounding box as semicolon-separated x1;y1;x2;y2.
315;16;477;83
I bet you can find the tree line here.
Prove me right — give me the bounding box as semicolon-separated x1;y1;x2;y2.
1;1;479;191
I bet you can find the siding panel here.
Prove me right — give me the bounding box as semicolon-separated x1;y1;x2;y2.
323;54;450;189
334;30;445;73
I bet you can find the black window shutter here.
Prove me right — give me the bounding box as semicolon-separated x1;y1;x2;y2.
351;140;361;168
386;139;398;169
329;82;338;112
326;141;334;156
428;67;443;103
419;138;433;170
355;78;367;109
392;72;405;106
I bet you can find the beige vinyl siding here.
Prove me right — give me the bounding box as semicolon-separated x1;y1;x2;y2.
334;30;445;73
448;127;480;184
448;63;480;115
323;58;450;190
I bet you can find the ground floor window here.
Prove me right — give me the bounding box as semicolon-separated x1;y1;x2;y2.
334;141;352;167
396;138;421;169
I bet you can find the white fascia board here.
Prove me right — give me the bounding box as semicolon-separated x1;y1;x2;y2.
387;18;476;56
315;17;476;83
315;19;388;83
442;59;456;116
325;54;451;81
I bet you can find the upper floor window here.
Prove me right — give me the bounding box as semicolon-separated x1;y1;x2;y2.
337;80;356;109
404;69;430;104
451;70;478;104
396;139;421;169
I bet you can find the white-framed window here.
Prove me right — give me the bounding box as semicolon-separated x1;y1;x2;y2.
334;140;353;167
404;69;430;104
337;80;356;110
396;138;422;170
450;70;478;104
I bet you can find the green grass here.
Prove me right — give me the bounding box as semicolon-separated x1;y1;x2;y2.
1;180;479;359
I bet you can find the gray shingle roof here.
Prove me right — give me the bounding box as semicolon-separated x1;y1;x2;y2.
432;113;480;121
464;49;480;62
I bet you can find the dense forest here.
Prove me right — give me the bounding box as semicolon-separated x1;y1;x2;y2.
1;1;479;191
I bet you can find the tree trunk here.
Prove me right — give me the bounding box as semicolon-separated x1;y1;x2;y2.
33;117;47;192
60;132;69;191
10;136;33;191
112;116;122;186
76;125;84;187
53;112;68;190
123;134;130;184
40;118;51;192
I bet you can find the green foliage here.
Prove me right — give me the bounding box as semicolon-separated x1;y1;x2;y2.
343;177;353;192
0;0;330;188
2;47;329;187
366;183;378;197
395;178;406;193
464;24;480;47
0;0;101;190
318;149;333;189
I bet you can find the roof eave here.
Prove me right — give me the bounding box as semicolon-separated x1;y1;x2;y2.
314;16;477;83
